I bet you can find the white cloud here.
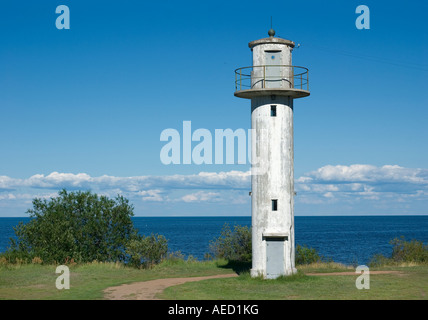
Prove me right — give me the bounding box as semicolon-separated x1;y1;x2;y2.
0;170;250;192
0;193;16;200
181;191;221;203
137;189;165;202
295;164;428;206
303;164;428;185
323;192;334;198
0;170;251;210
1;165;427;216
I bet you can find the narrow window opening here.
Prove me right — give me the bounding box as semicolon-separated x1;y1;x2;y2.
272;199;278;211
271;105;277;117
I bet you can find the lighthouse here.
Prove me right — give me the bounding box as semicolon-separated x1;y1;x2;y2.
234;29;310;278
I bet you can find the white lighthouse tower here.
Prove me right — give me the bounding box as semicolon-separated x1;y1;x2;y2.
234;29;310;278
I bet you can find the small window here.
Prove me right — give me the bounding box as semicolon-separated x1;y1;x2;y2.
271;105;277;117
272;199;278;211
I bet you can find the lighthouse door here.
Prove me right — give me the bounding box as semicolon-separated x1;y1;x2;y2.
265;51;281;88
266;237;285;279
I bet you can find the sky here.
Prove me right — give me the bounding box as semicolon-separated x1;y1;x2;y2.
0;0;427;217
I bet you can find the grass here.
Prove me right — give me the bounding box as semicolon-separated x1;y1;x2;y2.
297;261;353;273
0;259;427;300
160;263;428;300
0;259;232;300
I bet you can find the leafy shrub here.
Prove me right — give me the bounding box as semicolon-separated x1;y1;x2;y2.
126;234;168;268
31;257;43;264
368;253;390;267
0;247;33;264
166;251;186;262
295;244;322;265
370;237;428;266
209;224;252;262
0;257;7;266
390;237;428;263
4;190;140;265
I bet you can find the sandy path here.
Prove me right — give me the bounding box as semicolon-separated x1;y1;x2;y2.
104;270;402;300
104;274;238;300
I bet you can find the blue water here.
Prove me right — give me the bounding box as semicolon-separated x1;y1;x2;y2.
1;216;427;265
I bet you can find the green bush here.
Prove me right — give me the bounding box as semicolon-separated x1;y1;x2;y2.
368;253;390;267
370;237;428;266
295;244;322;265
126;233;168;268
209;224;252;262
2;189;167;267
390;237;428;263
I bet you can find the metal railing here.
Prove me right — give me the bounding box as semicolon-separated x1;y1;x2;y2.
235;65;309;91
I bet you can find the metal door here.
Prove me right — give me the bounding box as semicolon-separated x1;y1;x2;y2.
266;238;285;279
265;51;281;88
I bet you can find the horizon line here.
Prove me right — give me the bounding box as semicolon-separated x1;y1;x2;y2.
1;214;427;218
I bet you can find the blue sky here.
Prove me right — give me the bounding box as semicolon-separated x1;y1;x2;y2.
0;0;427;216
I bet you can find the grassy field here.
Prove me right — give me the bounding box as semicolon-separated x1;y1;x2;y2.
0;259;232;300
161;264;428;300
0;260;427;300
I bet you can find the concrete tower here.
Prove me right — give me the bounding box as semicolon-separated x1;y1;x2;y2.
234;29;310;279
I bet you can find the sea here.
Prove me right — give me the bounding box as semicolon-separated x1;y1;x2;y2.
0;216;427;265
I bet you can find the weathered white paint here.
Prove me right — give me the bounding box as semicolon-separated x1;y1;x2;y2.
250;95;296;277
250;40;293;90
236;34;309;278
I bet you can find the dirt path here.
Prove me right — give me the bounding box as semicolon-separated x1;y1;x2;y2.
104;270;403;300
104;274;238;300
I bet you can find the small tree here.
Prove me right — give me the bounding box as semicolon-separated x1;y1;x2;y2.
126;234;168;268
209;224;252;262
390;236;428;263
6;189;137;264
369;237;428;267
295;244;322;265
